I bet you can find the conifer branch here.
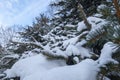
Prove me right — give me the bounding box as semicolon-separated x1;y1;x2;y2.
113;0;120;19
78;3;91;30
11;40;66;59
11;41;44;50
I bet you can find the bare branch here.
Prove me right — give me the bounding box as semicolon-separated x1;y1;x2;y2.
113;0;120;19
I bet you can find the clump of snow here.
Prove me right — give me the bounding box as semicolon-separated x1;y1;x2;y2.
88;17;106;30
65;44;91;58
4;54;66;80
97;4;107;11
97;42;118;66
77;21;87;32
23;59;99;80
65;44;80;56
20;48;41;59
62;37;78;48
44;29;92;58
73;57;79;64
86;17;107;40
106;0;112;2
77;17;106;32
94;14;103;17
76;39;87;46
103;77;111;80
50;47;67;57
65;24;76;28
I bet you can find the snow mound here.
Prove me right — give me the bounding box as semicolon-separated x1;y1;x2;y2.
23;59;99;80
4;54;66;80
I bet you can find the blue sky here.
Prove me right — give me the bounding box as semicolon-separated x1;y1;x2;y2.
0;0;51;27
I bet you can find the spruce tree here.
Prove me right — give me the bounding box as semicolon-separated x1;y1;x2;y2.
50;0;104;26
86;0;120;79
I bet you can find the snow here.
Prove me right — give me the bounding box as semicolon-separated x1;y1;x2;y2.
65;44;91;58
23;59;99;80
73;57;79;63
20;49;41;59
42;25;91;58
99;4;106;8
62;37;78;47
86;17;107;40
65;24;76;28
0;54;19;60
65;44;80;56
97;42;118;66
77;21;86;32
106;0;112;2
50;47;67;57
0;73;6;78
4;54;66;80
77;17;106;32
94;14;103;17
76;39;87;46
0;54;19;66
44;35;92;58
0;27;21;47
88;17;106;30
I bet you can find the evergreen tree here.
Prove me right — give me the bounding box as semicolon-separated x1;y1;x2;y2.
50;0;104;26
21;13;53;42
1;0;120;80
86;0;120;79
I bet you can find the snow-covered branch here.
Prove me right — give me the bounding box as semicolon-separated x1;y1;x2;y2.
0;27;16;47
0;73;6;79
97;42;118;66
78;3;91;30
41;50;66;59
11;41;44;50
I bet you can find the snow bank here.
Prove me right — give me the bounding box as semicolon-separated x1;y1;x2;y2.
4;54;66;80
23;59;99;80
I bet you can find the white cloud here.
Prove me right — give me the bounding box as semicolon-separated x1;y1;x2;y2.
5;1;13;9
0;0;51;27
12;0;50;25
